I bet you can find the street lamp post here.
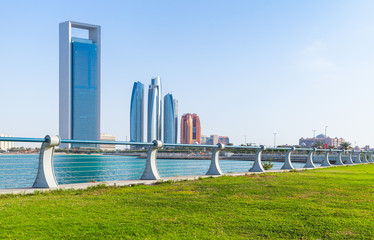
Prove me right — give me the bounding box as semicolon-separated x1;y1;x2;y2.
325;126;328;138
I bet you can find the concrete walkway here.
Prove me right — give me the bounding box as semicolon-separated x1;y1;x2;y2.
0;166;340;195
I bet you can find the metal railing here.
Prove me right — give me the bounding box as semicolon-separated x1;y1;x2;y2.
0;135;373;189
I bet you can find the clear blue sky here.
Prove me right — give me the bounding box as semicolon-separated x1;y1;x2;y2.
1;0;374;147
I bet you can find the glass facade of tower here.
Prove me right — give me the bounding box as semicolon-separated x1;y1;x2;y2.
163;94;175;143
71;38;98;148
130;81;144;143
147;77;162;142
173;99;178;143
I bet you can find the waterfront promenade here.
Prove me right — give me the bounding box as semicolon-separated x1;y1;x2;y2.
0;135;372;192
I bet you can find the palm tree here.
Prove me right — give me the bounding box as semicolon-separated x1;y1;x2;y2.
313;141;324;149
340;142;351;150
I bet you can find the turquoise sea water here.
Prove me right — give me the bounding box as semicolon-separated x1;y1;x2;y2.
0;154;311;189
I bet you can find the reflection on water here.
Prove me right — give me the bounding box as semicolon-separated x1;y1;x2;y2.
0;155;320;189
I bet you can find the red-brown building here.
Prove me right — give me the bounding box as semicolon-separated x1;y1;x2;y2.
180;113;201;144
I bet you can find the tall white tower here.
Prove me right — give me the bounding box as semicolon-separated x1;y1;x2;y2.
59;21;101;148
147;76;162;142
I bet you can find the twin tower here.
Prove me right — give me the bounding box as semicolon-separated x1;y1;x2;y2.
130;77;178;144
59;21;177;148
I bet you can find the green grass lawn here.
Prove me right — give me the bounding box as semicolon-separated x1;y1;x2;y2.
0;165;373;239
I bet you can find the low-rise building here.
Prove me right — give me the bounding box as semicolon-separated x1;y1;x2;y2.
201;135;210;145
299;134;345;148
201;134;230;145
0;134;15;151
218;136;230;145
100;133;116;151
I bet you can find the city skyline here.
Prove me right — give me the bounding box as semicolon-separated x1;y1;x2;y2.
131;79;179;144
1;1;374;147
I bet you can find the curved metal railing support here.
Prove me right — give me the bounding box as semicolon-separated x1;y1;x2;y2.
33;135;60;188
140;140;163;180
206;143;225;175
361;151;369;163
281;146;295;170
335;150;344;166
354;151;362;164
345;150;354;165
250;145;266;172
304;147;317;168
369;151;374;163
321;149;332;167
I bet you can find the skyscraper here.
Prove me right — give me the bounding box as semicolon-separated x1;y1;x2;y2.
59;21;101;148
147;76;162;141
180;113;201;144
130;81;144;143
173;99;178;143
164;93;177;144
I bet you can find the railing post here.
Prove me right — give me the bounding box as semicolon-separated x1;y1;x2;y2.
335;150;344;166
281;146;295;170
321;149;332;167
361;151;369;163
33;135;60;188
141;140;163;180
250;145;266;172
345;150;354;165
369;151;374;163
354;151;362;164
304;147;316;168
206;143;225;175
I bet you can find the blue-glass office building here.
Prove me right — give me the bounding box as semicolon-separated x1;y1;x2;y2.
164;94;178;144
173;99;178;143
71;38;98;147
59;21;101;148
130;81;144;143
147;77;162;141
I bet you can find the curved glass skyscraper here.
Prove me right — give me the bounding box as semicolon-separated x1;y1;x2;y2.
130;81;144;143
163;93;177;144
147;76;162;141
173;98;178;143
